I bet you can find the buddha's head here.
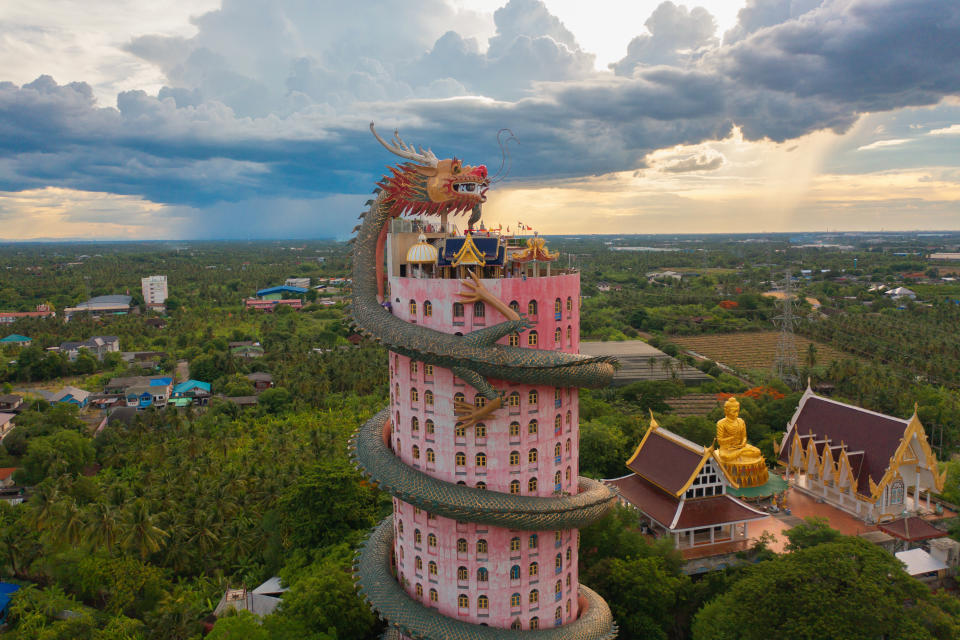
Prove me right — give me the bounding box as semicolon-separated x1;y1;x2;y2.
723;396;741;420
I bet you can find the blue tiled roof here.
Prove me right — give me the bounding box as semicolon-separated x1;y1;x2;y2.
149;377;173;386
257;285;308;297
173;380;211;394
437;237;504;267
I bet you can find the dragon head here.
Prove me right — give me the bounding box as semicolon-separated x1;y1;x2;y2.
371;122;488;217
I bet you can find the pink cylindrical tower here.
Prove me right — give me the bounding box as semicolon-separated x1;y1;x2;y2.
349;126;617;640
389;272;582;629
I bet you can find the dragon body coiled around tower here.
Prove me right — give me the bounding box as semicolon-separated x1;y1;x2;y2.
348;123;619;639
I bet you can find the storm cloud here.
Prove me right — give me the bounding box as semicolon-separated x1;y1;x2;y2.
0;0;958;235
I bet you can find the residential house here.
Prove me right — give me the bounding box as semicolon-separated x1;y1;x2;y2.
213;587;280;619
0;304;55;324
244;298;303;311
171;380;212;407
886;287;917;300
59;336;120;361
246;372;273;392
0;468;16;488
124;377;173;409
0;395;22;412
50;386;91;408
0;414;14;441
231;343;265;358
0;334;32;347
224;396;258;408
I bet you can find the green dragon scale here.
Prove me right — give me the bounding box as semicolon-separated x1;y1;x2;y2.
349;123;618;639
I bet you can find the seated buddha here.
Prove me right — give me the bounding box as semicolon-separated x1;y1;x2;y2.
716;397;768;487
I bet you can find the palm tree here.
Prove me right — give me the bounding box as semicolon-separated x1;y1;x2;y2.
120;500;169;560
84;502;120;551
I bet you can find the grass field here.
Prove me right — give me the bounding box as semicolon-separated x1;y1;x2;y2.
668;331;854;372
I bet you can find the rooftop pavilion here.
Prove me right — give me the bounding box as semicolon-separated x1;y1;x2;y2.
387;217;574;281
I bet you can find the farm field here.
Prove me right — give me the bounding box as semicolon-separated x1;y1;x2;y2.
668;331;854;372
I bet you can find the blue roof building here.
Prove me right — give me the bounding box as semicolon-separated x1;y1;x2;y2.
172;380;212;397
0;334;31;346
256;286;308;300
0;582;22;623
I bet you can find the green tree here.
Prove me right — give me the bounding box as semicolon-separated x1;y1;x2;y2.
692;537;959;640
208;611;271;640
258;387;291;413
578;418;630;479
21;430;95;484
783;516;842;551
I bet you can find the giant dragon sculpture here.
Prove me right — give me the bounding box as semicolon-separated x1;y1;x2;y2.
349;123;619;639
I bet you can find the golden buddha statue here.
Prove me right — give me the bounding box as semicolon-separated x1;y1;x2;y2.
715;397;768;488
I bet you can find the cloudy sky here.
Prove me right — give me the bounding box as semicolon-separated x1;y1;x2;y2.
1;0;959;240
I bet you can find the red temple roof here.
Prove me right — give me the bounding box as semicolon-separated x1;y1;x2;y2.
626;428;704;496
878;517;946;542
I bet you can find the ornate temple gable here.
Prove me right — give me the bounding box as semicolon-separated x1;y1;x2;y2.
779;387;945;503
626;416;738;498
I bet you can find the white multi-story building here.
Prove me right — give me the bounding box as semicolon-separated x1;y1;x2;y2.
141;275;168;306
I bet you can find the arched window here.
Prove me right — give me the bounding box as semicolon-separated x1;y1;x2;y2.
398;520;404;535
528;477;538;492
416;583;423;598
428;533;437;548
414;529;422;545
410;388;418;402
474;395;487;408
423;301;433;317
458;594;469;608
566;326;572;345
554;442;562;457
454;392;466;404
511;536;521;552
530;617;539;629
528;390;539;405
555;554;562;572
476;452;487;467
530;589;539;604
565;438;571;453
566;599;571;614
554;606;562;625
426;448;435;463
507;391;520;406
410;361;418;376
415;556;422;571
409;300;417;316
566;547;572;562
476;481;487;490
477;567;489;582
478;594;489;610
477;539;488;554
453;302;464;318
511;620;522;630
529;534;539;549
554;415;562;434
510;451;520;466
455;452;466;467
412;445;420;460
565;467;571;482
554;327;562;343
510;479;520;494
528;330;538;346
473;301;485;317
566;573;571;587
425;364;433;377
424;390;434;406
510;565;521;580
529;562;539;577
566;411;572;429
475;423;487;438
554;298;562;314
395;384;399;403
566;296;573;312
528;448;539;464
528;300;538;316
555;531;562;545
511;593;521;608
425;419;435;435
429;588;438;603
428;560;437;576
554;471;561;486
411;416;419;432
510;422;521;438
457;538;468;553
890;478;905;504
509;333;520;346
509;300;520;312
528;419;539;436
